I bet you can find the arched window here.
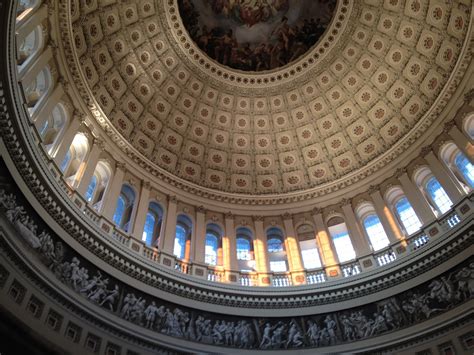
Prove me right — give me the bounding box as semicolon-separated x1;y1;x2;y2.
112;185;135;233
425;177;452;214
455;152;474;188
60;133;89;185
236;227;255;271
24;66;51;115
142;202;163;246
439;143;473;192
414;167;453;216
363;215;390;251
266;227;288;272
297;224;322;269
174;215;192;259
236;228;253;261
327;216;356;263
355;202;390;252
17;25;43;68
40;103;68;155
205;223;222;266
86;160;112;210
386;186;423;236
395;197;422;235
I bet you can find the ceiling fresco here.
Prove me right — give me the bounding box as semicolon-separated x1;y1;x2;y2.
64;0;471;196
178;0;337;71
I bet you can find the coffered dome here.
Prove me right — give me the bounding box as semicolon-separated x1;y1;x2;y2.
65;0;471;200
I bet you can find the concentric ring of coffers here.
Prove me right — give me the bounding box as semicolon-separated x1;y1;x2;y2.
61;0;472;199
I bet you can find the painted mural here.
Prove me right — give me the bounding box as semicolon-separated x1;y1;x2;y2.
178;0;337;71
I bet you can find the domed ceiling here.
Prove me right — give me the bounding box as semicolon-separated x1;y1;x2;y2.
65;0;471;197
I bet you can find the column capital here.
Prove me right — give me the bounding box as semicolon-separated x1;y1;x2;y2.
339;198;352;208
143;181;151;190
225;211;234;220
367;184;379;195
412;163;423;172
168;195;178;204
57;75;67;87
282;212;292;220
253;215;264;222
312;207;322;215
93;137;105;149
196;205;205;213
464;88;474;103
73;110;86;123
420;146;432;157
395;167;407;178
443;120;456;133
115;161;126;171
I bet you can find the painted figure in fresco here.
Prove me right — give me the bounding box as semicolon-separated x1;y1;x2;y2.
206;0;289;26
179;0;335;71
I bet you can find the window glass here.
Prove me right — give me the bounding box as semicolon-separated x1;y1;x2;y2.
236;238;251;261
395;197;422;235
455;153;474;188
60;150;71;172
270;260;287;272
301;248;322;269
113;195;125;226
142;212;156;245
331;231;356;263
267;238;284;253
363;215;390;251
174;224;187;259
205;233;218;266
426;177;452;214
39;120;49;137
85;175;97;202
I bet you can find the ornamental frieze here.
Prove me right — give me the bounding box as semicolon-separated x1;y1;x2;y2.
0;178;473;350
